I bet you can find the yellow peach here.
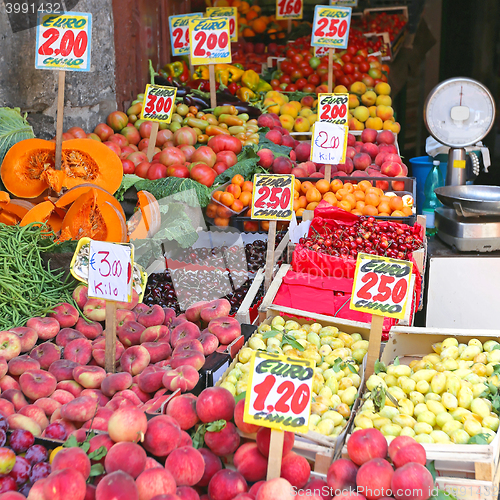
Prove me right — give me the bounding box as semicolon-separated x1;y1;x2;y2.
361;90;377;107
376;105;394;121
280;103;298;118
300;108;313;118
348;117;364;131
348;94;360;109
376;95;392;106
365;117;383;130
263;98;280;114
352;106;370;122
350;82;367;95
375;82;391;95
368;106;377;118
334;85;349;94
307;113;318;125
289;101;302;113
294;117;310;132
279;114;295;131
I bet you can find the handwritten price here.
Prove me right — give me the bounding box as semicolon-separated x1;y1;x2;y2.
144;95;173;116
141;85;177;123
311;6;352;49
254;186;291;210
314;18;348;38
38;28;87;57
277;0;302;18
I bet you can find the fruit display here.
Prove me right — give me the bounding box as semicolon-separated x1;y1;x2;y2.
219;316;369;438
354;336;500;445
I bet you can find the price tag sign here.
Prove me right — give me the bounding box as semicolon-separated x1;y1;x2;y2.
189;17;231;65
350;253;413;320
276;0;303;20
35;11;92;71
330;0;358;6
140;85;177;123
314;46;330;57
310;121;348;164
88;241;133;303
251;174;294;221
318;93;349;125
243;351;314;433
206;7;238;42
311;5;352;49
169;13;203;57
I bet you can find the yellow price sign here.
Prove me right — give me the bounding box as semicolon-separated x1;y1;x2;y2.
206;7;238;42
318;93;349;125
189;17;231;66
140;85;177;123
311;5;352;49
349;253;413;320
276;0;303;20
251;174;294;221
243;351;314;434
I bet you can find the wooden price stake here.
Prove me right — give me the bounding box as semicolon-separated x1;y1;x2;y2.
330;0;358;6
243;352;314;479
140;85;177;161
35;11;92;173
169;13;203;73
251;174;295;291
349;253;413;378
87;241;134;373
189;17;231;109
276;0;303;34
311;5;352;93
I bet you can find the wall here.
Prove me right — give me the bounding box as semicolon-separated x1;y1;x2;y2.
0;0;117;139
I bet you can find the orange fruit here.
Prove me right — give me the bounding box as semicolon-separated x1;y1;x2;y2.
315;179;330;194
296;208;305;217
356;201;366;211
231;200;244;212
330;179;344;192
212;191;223;202
390;196;404;212
306;188;321;203
217;205;233;218
298;195;307;209
306;202;319;211
366;187;383;197
293;190;299;200
379;212;391;216
293;199;301;211
338;200;352;212
246;9;258;21
227;184;241;199
246;208;252;216
358;180;372;192
323;192;337;206
301;181;314;195
379;195;391;204
251;18;267;34
242;27;256;37
241;181;253;192
220;192;235;207
260;220;270;231
354;191;365;201
344;194;357;210
214;217;230;227
344;182;354;193
378;201;391;214
294;179;301;193
362;205;378;216
391;210;405;217
239;191;252;207
402;206;413;216
352;210;363;216
232;174;244;187
365;193;380;207
206;203;217;219
336;189;349;201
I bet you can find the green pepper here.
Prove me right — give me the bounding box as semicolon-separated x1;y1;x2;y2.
241;70;260;91
165;61;184;78
233;63;244;70
256;79;272;92
186;117;208;130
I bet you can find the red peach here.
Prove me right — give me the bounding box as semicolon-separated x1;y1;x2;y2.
136;467;176;500
143;415;181;457
305;479;332;500
60;396;98;422
30;342;61;370
171;322;200;348
208;317;241;345
280;451;310;488
272;156;293;175
332;493;366;500
208;470;248;500
200;299;231;323
74;318;103;340
138;366;166;394
64;338;93;365
388;436;418;461
165;446;205;486
52;446;91;479
142;340;172;364
234;399;259;434
179;431;192;447
361;128;378;143
196;387;235;423
116;309;137;327
129;383;151;403
176;486;200;500
105;441;146;478
121;346;151;375
34;398;61;417
205;421;240;456
347;134;356;147
0;375;19;392
390;463;434;500
140;325;169;344
185;301;210;323
197;448;222;487
117;320;146;347
376;130;395;145
327;458;358;493
101;372;133;397
95;471;139;500
19;369;57;400
73;366;106;389
144;457;163;470
81;388;110;406
49;302;79;328
26;317;60;340
256;427;294;458
83;298;107;322
88;433;114;464
199;333;219;356
26;477;48;499
85;484;96;500
72;284;88;309
7;414;41;436
360;143;379;160
347;429;388;466
393;443;426;468
115;289;140;311
356;459;393;500
112;389;142;407
49;359;78;381
43;468;86;500
92;338;125;367
8;355;40;376
173;339;204;356
137;305;165;328
51;389;75;405
55;328;85;347
353;153;372;171
56;379;83;397
170;350;205;371
8;327;37;352
108;406;148;443
295;142;311;162
255;478;294;500
2;389;28;411
234;442;267;482
166;394;199;430
18;404;49;430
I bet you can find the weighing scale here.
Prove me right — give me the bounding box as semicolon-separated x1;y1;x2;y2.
423;77;497;252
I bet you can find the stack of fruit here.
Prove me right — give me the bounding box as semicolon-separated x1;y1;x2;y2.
219;316;369;438
354;337;500;445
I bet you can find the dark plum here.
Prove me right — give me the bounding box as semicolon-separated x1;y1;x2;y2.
9;429;34;453
25;444;49;465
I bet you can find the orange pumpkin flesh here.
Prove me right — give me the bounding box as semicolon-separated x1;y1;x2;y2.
128;190;161;240
2;200;35;219
0;212;18;225
60;188;127;242
20;200;59;232
0;191;10;207
1;138;123;198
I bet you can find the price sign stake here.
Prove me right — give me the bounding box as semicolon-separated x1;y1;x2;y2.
206;7;238;42
350;253;413;377
330;0;358;6
189;17;231;109
276;0;303;21
169;13;203;57
140;84;177;161
244;351;314;479
35;11;92;175
88;241;133;373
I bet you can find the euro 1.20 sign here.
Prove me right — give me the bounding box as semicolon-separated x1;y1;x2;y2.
243;352;313;433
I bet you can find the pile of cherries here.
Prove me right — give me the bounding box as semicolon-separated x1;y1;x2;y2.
299;217;424;261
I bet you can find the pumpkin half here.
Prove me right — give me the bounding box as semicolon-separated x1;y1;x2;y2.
1;138;123;198
20;200;63;233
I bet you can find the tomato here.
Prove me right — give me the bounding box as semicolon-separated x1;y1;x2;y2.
295;78;308;90
207;135;242;154
287;63;298;74
368;68;382;79
381;74;388;83
135;161;151;178
317;66;329;77
352;55;365;64
362;75;375;87
302;52;312;62
367;55;379;62
270;79;280;88
303;83;316;93
347;45;358;55
147;163;168;180
301;66;313;77
121;159;135;175
279;74;291;84
308;73;321;85
286;48;297;59
341;53;352;63
290;69;303;82
359;61;370;73
333;69;344;81
339;75;354;87
343;63;354;74
332;62;342;71
298;60;310;70
213;162;229;175
281;60;291;73
190;164;216;187
370;60;382;69
279;83;288;90
357;48;368;58
285;84;298;92
309;56;321;69
381;64;390;74
352;72;363;82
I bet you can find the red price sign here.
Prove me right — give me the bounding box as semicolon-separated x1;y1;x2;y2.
35;11;91;71
140;85;177;123
251;174;294;221
350;253;413;320
276;0;303;20
311;5;352;49
243;351;313;433
318;93;349;125
206;7;238;42
88;241;133;303
170;14;203;57
189;17;231;65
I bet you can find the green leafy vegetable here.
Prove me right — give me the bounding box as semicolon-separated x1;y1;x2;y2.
115;174;142;201
426;461;437;482
374;360;387;374
468;433;490;444
280;90;316;102
258;129;293;157
89;464;105;477
214;147;265;184
234;392;246;404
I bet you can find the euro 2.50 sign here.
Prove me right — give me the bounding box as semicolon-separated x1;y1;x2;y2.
311;5;352;49
189;17;231;65
251;174;295;221
169;13;203;57
243;351;313;433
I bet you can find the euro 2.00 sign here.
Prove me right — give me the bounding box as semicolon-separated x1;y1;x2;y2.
243;352;313;433
169;13;203;57
318;93;349;125
311;5;352;49
311;121;348;165
350;253;413;320
35;11;92;71
251;174;295;221
206;7;238;42
140;85;177;123
189;17;231;65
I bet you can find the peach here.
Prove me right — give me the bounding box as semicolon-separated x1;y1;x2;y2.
378;144;398;155
393;443;426;469
0;375;20;392
51;389;75;405
197;448;222;487
138;366;166;394
199;333;219;356
27;477;48;499
185;301;210;323
72;284;88;309
353;153;371;171
121;346;151;375
30;342;61;370
171;350;205;371
0;397;14;417
137;305;165;328
8;327;37;352
257;149;275;170
390;463;434;500
105;442;146;478
176;487;200;500
7;414;41;436
95;471;139;500
208;317;240;345
255;478;295;500
0;357;7;380
361;143;379;160
56;328;85;347
165;446;204;486
166;394;199;430
280;451;310;488
73;366;106;389
56;379;83;396
2;389;28;411
196;387;235;423
376;130;395;145
106;396;135;412
60;396;98;422
234;442;267;482
87;435;114;461
141;325;169;343
134;303;149;315
163;307;176;327
388;436;418;461
332;493;366;500
43;468;86;500
360;128;378;143
381;161;404;177
115;289;140;311
19;369;57;400
50;302;79;328
305;479;331;500
256;427;294;458
34;398;61;417
140;394;170;414
265;129;283;146
116;309;137;327
129;382;151;402
205;421;240;456
101;372;133;397
74;318;103;340
234;399;259;434
0;331;21;362
136;467;177;500
171;315;188;329
8;355;40;376
2;492;26;500
64;338;93;365
337;158;354;174
83;298;107;322
200;299;231;323
85;485;96;500
327;458;358;493
92;338;125;367
144;457;163;470
171;322;200;348
356;459;393;500
118;321;146;347
52;446;91;479
26;317;60;341
162;366;200;392
81;388;109;406
179;431;192;447
108;406;148;443
142;340;172;364
173;339;203;356
208;470;248;500
143;415;181;457
272;156;293;175
347;429;388;466
56;419;77;435
19;404;49;430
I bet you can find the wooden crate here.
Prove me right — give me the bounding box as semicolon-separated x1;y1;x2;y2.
234;268;265;325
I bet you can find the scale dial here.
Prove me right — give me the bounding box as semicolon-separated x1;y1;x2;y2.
424;77;496;148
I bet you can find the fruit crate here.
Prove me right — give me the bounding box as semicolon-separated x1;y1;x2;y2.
216;313;371;474
343;326;500;500
349;130;401;155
